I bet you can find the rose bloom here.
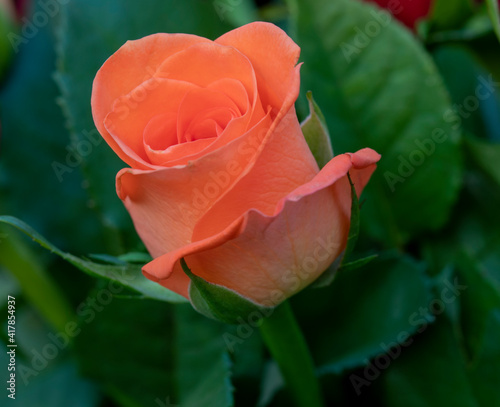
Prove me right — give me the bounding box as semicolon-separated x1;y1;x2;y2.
92;22;380;306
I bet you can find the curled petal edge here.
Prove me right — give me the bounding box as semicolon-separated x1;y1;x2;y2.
143;148;381;304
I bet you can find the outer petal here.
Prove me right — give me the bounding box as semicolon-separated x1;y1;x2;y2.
91;33;210;169
144;148;381;304
216;22;301;111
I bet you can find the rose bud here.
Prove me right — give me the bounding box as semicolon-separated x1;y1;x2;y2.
92;22;380;322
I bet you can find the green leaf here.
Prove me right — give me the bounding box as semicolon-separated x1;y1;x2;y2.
257;362;284;407
486;0;500;42
5;303;100;405
0;216;186;303
212;0;259;27
465;136;500;188
0;269;19;300
0;2;14;77
54;0;233;252
421;168;500;406
456;251;500;363
182;259;272;324
78;301;234;406
0;4;104;253
301;91;334;169
432;45;500;141
175;305;234;407
380;317;479;407
338;254;378;272
294;254;432;374
467;310;500;407
429;0;475;31
425;10;494;44
75;298;177;407
287;0;462;246
0;226;74;333
118;252;153;264
6;360;101;407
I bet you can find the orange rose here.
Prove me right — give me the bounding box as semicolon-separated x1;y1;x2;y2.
91;22;380;307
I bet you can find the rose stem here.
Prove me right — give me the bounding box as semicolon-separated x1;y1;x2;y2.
259;301;325;407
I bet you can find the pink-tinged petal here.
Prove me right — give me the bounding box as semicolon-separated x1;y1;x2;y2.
91;33;210;168
143;149;381;305
216;22;301;110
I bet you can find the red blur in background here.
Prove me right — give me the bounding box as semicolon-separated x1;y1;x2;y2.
363;0;433;29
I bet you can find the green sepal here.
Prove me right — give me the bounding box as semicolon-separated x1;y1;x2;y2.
181;258;273;325
301;91;334;168
343;172;360;263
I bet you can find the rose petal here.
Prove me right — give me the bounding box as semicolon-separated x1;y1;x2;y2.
143;112;178;152
116;112;275;259
177;87;241;143
92;33;211;168
216;22;301;111
104;79;199;166
146;138;215;166
207;78;250;117
156;41;257;106
143;149;380;304
192;65;310;240
192;105;319;241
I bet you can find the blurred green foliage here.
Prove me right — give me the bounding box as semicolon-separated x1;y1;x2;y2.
1;0;499;406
